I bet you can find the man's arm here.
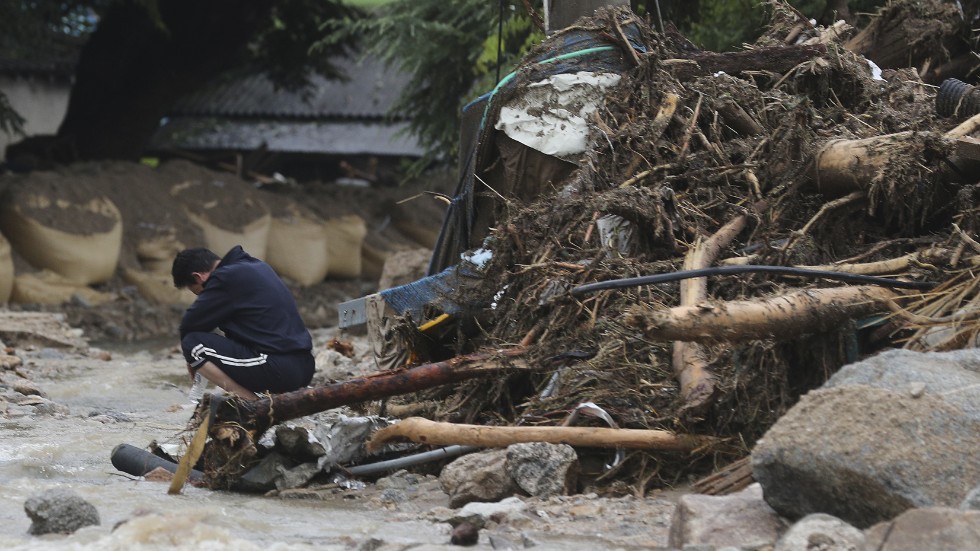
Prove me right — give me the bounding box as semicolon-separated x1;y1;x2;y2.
178;273;236;337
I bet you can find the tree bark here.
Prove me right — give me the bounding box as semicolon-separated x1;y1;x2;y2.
673;202;764;410
366;417;717;453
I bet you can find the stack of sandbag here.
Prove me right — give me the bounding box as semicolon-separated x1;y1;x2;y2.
0;172;122;304
170;178;271;259
91;161;200;306
324;214;367;279
260;191;331;286
0;234;14;303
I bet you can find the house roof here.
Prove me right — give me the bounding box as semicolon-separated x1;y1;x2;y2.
151;54;425;157
149;118;425;157
168;55;409;120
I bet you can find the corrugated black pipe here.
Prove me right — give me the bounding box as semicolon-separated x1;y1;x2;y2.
111;443;204;482
936;78;980;118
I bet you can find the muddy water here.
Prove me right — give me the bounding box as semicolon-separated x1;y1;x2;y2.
0;343;454;550
0;336;678;550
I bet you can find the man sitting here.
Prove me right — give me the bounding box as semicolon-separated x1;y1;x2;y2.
171;246;314;400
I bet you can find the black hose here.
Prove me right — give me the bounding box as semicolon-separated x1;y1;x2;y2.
569;265;936;296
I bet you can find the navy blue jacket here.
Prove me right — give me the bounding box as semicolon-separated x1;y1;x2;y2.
179;246;312;354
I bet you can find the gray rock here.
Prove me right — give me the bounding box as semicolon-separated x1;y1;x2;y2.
824;348;980;419
505;442;578;498
24;488;100;535
30;397;70;416
668;483;787;549
451;496;528;529
961;485;980;511
440;449;519;508
274;461;321;491
863;507;980;551
275;425;326;461
752;385;980;528
376;469;427;490
237;451;295;493
775;513;863;551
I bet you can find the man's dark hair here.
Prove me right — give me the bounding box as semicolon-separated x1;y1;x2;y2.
172;248;220;288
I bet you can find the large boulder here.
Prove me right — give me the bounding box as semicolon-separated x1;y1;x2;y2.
752;349;980;528
823;348;980;417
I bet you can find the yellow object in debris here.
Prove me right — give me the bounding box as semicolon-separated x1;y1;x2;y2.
168;414;210;495
418;313;451;332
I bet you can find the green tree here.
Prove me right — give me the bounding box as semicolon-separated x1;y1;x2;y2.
319;0;544;160
0;0;360;160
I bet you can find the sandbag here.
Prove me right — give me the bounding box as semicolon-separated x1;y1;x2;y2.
324;214;367;279
0;234;13;303
136;234;185;274
266;203;330;286
11;270;115;306
0;184;122;285
121;268;195;306
170;180;271;258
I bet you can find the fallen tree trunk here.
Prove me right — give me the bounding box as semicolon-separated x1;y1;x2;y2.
366;417;718;453
809;131;937;196
665;44;827;81
625;285;903;343
217;347;528;434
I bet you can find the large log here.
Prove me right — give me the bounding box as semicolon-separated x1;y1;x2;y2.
366;417;718;453
809;131;949;196
216;347;529;433
665;44;827;81
625;285;902;343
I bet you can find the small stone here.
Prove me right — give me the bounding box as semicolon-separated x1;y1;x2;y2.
24;488;100;535
908;382;926;398
451;521;480;546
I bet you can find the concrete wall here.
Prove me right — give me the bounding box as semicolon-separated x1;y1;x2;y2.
0;75;71;161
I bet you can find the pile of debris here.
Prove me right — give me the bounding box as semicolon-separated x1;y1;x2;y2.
163;1;979;498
